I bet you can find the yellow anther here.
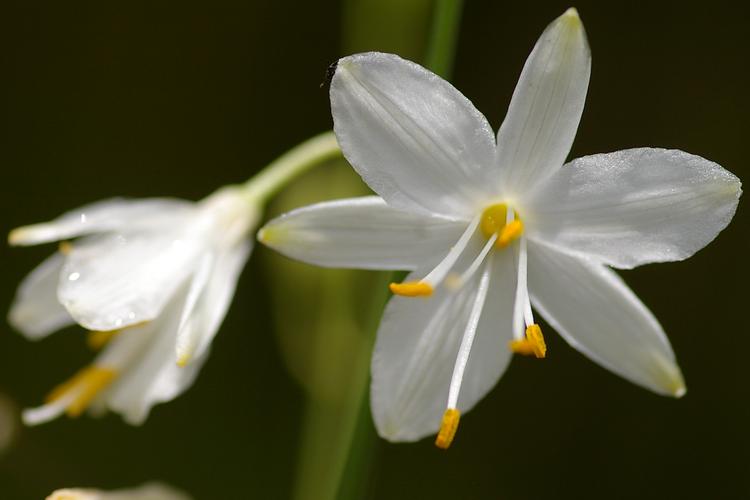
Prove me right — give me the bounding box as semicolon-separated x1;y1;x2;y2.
389;281;433;297
498;220;524;247
480;203;523;248
86;330;120;350
509;324;547;358
435;408;461;449
177;353;191;368
46;366;117;417
58;241;73;255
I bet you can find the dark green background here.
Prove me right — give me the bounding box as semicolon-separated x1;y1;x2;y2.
1;1;749;498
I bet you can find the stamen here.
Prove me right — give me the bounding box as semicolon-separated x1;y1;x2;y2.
498;220;524;247
435;408;461;449
389;281;433;297
509;324;547;358
58;241;73;255
480;203;524;248
446;234;497;290
45;366;117;417
87;330;120;350
390;216;480;297
439;262;492;449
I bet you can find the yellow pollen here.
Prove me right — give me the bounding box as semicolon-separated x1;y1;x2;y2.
498;220;524;247
389;281;433;297
177;353;191;368
480;203;523;248
509;324;547;358
86;330;120;350
45;366;117;417
58;241;73;255
435;408;461;449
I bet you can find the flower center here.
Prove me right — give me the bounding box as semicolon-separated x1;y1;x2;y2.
479;203;524;248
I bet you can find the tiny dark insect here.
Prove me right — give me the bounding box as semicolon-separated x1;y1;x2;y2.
320;60;338;89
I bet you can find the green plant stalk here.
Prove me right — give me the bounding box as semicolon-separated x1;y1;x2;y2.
241;131;340;205
424;0;465;79
332;1;467;499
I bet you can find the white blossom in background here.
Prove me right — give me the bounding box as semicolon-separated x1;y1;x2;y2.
47;482;190;500
259;8;741;447
9;186;258;425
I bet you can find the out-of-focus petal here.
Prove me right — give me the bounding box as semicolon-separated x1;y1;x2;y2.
47;482;191;500
9;198;193;246
176;240;251;364
102;295;206;425
8;252;74;339
57;225;205;332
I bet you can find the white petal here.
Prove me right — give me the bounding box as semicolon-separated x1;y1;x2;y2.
259;196;466;270
58;224;206;331
371;246;515;442
527;242;685;397
48;482;191;500
176;240;251;363
103;295;207;425
496;8;590;196
525;148;742;268
9;198;193;246
331;52;498;218
8;252;74;339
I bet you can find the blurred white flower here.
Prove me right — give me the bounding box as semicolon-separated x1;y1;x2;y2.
9;186;258;425
260;8;741;447
47;482;190;500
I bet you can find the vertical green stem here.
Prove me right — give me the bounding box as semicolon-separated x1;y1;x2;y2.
424;0;465;77
332;1;466;499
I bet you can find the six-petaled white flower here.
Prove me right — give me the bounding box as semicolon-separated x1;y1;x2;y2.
9;186;257;425
259;8;741;447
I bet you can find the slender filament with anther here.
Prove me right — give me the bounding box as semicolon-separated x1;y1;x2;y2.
437;261;493;449
390;216;480;297
509;230;546;358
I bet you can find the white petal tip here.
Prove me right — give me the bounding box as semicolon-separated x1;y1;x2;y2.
8;227;34;246
558;8;583;31
21;405;59;426
563;7;580;19
256;223;289;247
256;227;270;243
672;385;687;398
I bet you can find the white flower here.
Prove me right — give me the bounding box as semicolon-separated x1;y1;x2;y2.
47;482;190;500
9;186;257;425
259;8;741;447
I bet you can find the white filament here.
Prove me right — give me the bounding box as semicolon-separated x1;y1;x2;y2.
421;215;480;288
446;260;492;409
446;233;497;290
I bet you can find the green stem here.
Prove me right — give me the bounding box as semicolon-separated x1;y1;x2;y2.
241;131;341;205
424;0;465;77
332;3;466;498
